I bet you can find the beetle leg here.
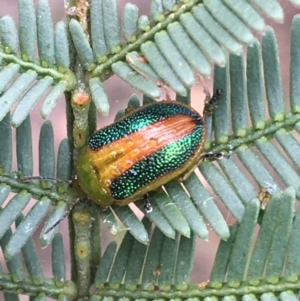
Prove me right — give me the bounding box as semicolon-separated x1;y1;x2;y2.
200;151;230;161
156;81;171;100
179;166;197;182
179;152;230;182
144;193;153;213
179;151;230;182
203;89;223;117
179;150;231;182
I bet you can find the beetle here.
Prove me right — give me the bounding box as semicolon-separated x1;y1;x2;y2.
75;89;224;212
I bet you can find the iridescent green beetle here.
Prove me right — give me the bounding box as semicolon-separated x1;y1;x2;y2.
76;90;223;211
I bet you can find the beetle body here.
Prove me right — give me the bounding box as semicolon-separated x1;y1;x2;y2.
76;101;206;207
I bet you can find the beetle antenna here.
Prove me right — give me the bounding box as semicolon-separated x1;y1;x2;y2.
44;198;80;234
44;211;70;234
21;176;71;184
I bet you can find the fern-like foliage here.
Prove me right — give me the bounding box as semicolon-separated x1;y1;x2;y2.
0;0;289;120
0;0;75;126
90;187;300;300
0;0;300;300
